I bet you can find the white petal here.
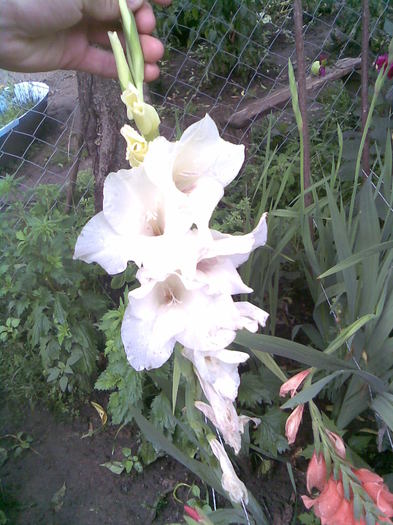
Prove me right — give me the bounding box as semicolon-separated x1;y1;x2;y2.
103;168;151;236
175;114;245;188
73;211;133;275
121;311;176;371
195;256;252;295
143;136;177;189
184;348;248;402
122;276;190;370
194;401;218;426
235;302;269;332
208;438;248;504
208;213;268;266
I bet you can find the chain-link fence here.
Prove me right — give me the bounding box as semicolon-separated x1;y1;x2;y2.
1;0;392;203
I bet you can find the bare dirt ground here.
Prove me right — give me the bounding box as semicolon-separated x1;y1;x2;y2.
1;404;193;525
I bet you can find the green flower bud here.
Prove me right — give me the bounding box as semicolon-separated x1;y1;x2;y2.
108;31;132;92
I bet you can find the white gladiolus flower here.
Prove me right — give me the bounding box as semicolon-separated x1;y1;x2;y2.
122;274;240;371
73;168;193;276
137;212;268;290
185;348;260;454
121;270;269;371
143;114;245;233
208;438;249;504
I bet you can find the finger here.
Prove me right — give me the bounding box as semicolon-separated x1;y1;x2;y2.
66;45;161;82
87;29;163;65
134;2;155;35
144;62;160;82
139;34;164;64
82;0;145;22
67;45;118;77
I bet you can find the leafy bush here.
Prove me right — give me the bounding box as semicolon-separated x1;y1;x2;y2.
0;174;109;411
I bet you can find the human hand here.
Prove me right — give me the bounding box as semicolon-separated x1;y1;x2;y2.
0;0;170;81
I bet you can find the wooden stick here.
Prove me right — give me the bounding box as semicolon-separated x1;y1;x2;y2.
227;57;361;129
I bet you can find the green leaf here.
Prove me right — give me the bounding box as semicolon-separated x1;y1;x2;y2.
318;241;393;279
236;331;354;371
253;351;287;382
253;407;288;457
325;184;357;318
100;461;125;475
371;393;393;433
236;331;386;393
324;314;375;355
59;375;68;392
238;372;273;407
172;352;181;414
150;393;177;434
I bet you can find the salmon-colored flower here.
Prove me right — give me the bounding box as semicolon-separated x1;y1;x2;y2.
303;455;393;524
307;452;327;493
354;468;393;519
302;477;344;522
280;369;311;398
285;404;304;445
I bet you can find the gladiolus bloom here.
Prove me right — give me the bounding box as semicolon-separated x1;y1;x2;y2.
303;455;393;523
285;404;304;445
354;469;393;518
306;452;327;493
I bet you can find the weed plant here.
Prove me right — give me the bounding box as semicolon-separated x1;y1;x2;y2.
0;172;109;413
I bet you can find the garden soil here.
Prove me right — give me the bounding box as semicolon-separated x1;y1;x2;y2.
1;403;299;525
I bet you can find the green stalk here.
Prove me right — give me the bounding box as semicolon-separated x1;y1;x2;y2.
119;0;144;99
288;59;305;219
348;68;386;229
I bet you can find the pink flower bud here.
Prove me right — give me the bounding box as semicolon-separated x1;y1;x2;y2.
184;505;202;522
285;404;304;445
326;430;346;459
279;369;311;398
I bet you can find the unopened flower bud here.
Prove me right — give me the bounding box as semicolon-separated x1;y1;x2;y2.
121;84;160;140
120;125;148;167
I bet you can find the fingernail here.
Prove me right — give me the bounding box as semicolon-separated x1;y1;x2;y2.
127;0;144;11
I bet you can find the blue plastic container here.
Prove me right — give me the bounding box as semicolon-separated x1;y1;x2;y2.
0;81;49;167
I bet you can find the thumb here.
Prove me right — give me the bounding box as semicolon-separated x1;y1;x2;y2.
82;0;144;21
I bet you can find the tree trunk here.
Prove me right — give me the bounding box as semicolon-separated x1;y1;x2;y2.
77;73;128;212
